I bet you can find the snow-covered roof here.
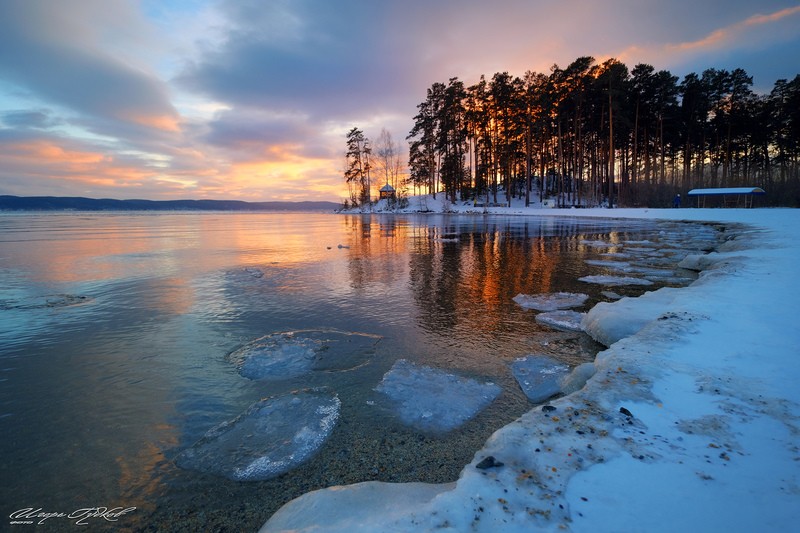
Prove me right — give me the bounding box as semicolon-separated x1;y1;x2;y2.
687;187;766;196
379;183;395;192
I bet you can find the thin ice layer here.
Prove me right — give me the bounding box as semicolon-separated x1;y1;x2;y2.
578;275;654;286
535;310;585;332
230;333;319;380
513;292;589;311
175;389;340;481
510;355;570;403
229;330;380;380
374;359;500;433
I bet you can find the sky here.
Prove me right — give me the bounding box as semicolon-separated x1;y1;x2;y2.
1;0;799;203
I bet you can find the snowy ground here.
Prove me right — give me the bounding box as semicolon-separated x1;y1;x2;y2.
262;198;800;533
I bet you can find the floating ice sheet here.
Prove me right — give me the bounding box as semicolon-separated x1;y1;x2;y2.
513;292;589;311
510;355;570;403
578;275;654;286
0;293;92;310
374;359;500;433
535;310;586;332
229;330;381;380
175;388;340;481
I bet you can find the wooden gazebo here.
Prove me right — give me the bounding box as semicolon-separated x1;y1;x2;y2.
379;183;396;200
687;187;766;208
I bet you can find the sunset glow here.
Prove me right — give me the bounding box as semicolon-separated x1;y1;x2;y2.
1;0;798;202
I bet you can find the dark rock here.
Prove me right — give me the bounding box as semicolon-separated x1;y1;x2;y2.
475;456;504;470
542;405;557;412
619;407;633;418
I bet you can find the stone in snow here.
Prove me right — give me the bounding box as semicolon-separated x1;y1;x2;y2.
175;388;340;481
374;359;501;433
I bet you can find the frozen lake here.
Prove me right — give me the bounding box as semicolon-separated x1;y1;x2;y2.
0;211;722;530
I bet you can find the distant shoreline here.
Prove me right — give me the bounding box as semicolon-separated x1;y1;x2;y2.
0;195;340;212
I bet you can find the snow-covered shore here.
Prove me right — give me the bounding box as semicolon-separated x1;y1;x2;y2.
262;200;800;533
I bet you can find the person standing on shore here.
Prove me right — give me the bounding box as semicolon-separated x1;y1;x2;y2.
673;194;681;208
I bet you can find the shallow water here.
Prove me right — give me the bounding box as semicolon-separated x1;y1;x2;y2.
0;211;721;531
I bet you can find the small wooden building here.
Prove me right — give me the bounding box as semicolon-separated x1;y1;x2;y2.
379;183;396;200
687;187;766;208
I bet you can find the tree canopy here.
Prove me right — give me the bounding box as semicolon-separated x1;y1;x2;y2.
405;57;800;207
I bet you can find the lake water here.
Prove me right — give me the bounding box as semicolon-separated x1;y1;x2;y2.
0;212;722;531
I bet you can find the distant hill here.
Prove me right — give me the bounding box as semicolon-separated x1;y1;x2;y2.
0;195;340;212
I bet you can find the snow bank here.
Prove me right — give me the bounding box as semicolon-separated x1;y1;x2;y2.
261;208;800;533
581;288;682;347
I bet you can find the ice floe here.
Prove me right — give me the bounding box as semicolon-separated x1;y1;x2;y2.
578;274;653;286
509;355;570;403
229;332;318;380
374;359;501;433
512;292;589;311
176;388;340;481
228;330;380;380
581;287;683;347
535;310;586;332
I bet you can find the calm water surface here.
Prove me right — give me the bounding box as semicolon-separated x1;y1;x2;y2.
0;212;720;531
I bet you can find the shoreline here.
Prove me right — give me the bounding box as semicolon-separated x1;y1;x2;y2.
263;206;800;532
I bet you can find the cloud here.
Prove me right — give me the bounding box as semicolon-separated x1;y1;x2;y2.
615;3;800;84
668;5;800;53
1;109;61;130
0;0;179;136
1;0;798;203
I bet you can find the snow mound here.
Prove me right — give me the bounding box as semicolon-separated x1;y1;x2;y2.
229;330;380;380
374;359;501;433
513;292;589;311
175;388;340;481
578;275;654;286
510;355;571;403
677;252;723;271
581;287;683;347
559;362;596;395
535;309;586;331
261;481;455;533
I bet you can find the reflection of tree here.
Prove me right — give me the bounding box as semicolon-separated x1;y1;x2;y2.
339;215;640;341
341;215;407;293
406;218;602;338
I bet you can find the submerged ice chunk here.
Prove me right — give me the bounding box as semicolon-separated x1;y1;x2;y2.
175;388;340;481
578;275;653;286
229;330;380;380
374;359;500;433
513;292;589;311
230;333;319;380
510;355;570;403
535;310;585;332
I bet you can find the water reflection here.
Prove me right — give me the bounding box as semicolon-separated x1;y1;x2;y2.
0;212;720;531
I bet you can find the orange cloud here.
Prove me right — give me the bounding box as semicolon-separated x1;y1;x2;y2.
6;139;108;165
669;5;800;53
122;112;181;132
0;139;158;189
